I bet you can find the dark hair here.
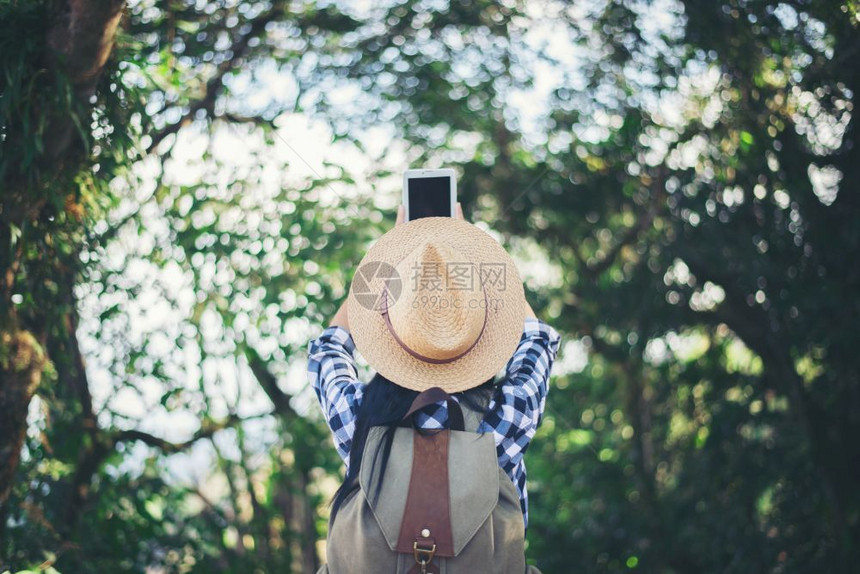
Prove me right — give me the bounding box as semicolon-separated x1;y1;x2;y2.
329;372;496;521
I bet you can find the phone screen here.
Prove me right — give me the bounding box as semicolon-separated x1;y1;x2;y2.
408;176;452;220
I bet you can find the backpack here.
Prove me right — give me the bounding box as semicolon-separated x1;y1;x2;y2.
317;387;543;574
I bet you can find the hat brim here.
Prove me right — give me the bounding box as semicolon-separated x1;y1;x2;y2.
347;217;526;393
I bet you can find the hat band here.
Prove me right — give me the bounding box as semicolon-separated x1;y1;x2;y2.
379;281;489;365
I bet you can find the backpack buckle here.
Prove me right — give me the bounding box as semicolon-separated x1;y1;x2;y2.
413;540;436;565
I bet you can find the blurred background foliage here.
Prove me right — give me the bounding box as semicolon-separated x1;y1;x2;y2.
1;0;858;572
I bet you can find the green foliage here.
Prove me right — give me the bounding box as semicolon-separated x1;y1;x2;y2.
0;0;69;186
486;2;859;572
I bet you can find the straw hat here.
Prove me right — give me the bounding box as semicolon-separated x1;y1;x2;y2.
347;217;526;393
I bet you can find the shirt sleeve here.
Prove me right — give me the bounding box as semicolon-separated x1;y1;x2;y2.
307;326;366;469
478;316;561;475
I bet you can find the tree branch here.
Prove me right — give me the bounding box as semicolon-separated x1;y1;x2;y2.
581;170;665;279
245;345;298;418
44;0;126;162
112;413;244;453
145;2;286;153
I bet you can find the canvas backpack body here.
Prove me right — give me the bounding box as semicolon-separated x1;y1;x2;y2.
317;388;541;574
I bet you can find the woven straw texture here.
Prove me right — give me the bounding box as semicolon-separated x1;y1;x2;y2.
347;217;526;392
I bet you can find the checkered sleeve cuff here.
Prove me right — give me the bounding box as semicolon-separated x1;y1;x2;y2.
307;325;362;465
310;325;356;356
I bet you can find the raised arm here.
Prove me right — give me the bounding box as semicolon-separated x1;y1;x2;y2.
482;311;560;452
307;322;363;466
524;298;537;320
307;205;409;465
478;303;561;514
329;299;349;329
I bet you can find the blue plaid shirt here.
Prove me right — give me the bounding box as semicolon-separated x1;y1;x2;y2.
307;316;561;528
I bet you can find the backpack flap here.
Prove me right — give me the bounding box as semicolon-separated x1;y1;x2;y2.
447;430;499;553
359;425;499;556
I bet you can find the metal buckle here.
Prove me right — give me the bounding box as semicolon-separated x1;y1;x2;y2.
413;540;436;565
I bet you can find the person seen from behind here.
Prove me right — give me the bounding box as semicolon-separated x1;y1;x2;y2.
307;204;561;573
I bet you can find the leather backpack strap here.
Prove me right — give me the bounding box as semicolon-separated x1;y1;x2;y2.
395;387;459;570
396;430;455;560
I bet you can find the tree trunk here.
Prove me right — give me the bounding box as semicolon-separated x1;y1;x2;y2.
0;330;49;539
0;0;125;535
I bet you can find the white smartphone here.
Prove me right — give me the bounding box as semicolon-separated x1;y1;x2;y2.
402;168;457;221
